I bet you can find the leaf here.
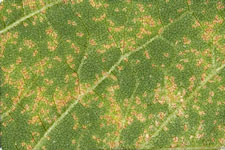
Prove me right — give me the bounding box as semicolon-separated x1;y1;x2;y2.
1;0;225;150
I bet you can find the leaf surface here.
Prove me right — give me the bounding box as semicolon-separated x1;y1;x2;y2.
1;0;225;150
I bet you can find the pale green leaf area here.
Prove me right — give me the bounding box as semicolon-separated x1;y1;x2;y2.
0;0;225;150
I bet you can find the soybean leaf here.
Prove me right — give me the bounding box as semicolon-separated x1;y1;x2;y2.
1;0;225;150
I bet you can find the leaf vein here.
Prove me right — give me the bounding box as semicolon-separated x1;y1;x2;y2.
32;10;191;150
0;0;63;34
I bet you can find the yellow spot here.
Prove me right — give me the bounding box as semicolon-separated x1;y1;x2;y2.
72;139;76;144
177;8;184;13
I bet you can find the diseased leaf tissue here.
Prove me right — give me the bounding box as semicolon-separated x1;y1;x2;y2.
0;0;225;150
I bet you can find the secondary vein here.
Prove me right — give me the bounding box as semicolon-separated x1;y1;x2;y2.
0;0;63;34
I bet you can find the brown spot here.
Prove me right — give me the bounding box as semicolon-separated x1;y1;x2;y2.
89;0;102;9
183;37;191;45
192;20;200;28
89;39;97;46
93;13;106;22
76;32;84;37
53;56;62;62
217;2;225;10
142;16;156;27
187;0;191;5
136;27;151;39
137;4;144;12
33;50;38;57
16;57;22;65
163;53;169;58
67;20;77;26
213;15;223;24
71;43;80;53
117;66;123;71
23;0;37;10
144;50;150;59
176;64;184;70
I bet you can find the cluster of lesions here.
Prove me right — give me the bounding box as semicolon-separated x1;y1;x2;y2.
193;14;224;54
0;2;21;14
133;3;162;39
168;134;198;148
0;2;22;24
1;64;35;113
186;106;224;145
69;85;122;148
0;31;18;58
105;18;137;52
80;80;121;148
22;14;45;28
108;22;136;52
175;29;219;72
64;39;81;69
53;86;77;113
153;76;186;110
131;4;163;48
92;2;162;53
176;47;214;72
22;0;46;11
45;27;58;52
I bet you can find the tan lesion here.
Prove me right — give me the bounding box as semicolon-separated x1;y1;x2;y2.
93;13;106;22
66;54;75;69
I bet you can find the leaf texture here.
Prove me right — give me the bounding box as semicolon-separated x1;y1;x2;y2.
0;0;225;150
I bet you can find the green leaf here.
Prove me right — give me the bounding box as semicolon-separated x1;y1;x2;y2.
1;0;225;150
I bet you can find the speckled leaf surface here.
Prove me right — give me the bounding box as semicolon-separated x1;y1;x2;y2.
0;0;225;150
